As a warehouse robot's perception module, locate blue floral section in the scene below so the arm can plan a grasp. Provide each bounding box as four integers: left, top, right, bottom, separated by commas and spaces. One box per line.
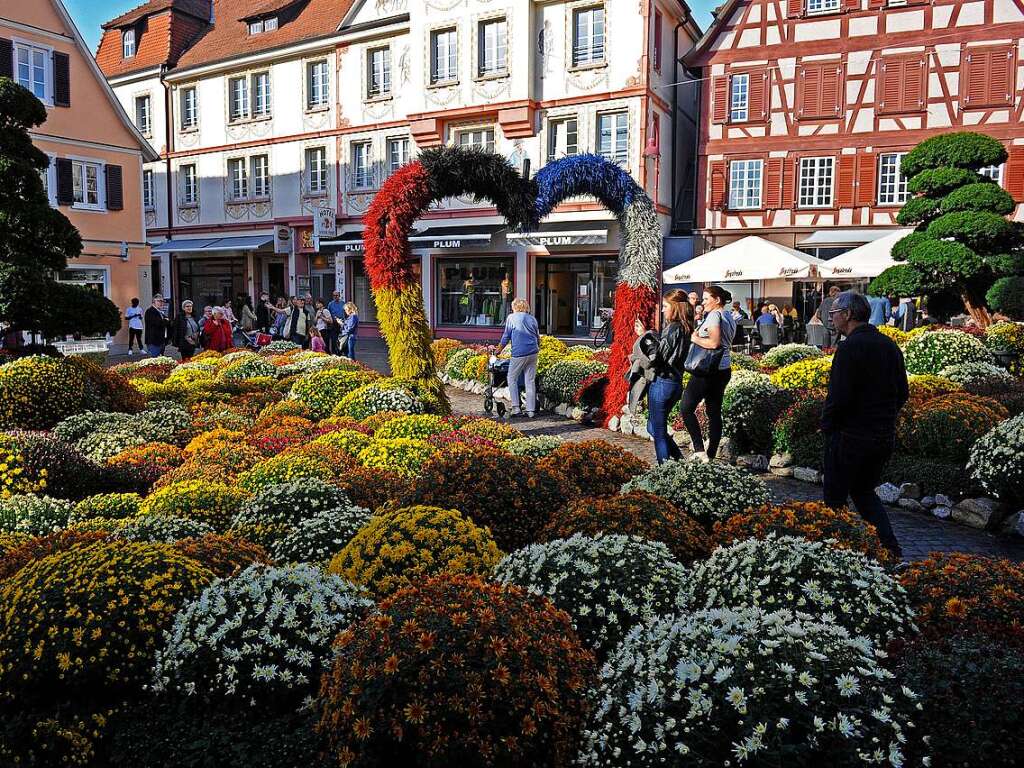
532, 153, 640, 222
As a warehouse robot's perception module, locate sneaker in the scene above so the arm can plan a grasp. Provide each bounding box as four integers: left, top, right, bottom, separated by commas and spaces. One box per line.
688, 451, 709, 463
509, 411, 525, 419
127, 350, 134, 356
527, 412, 535, 418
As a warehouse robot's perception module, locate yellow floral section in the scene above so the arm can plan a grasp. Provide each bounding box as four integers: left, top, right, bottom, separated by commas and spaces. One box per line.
0, 436, 46, 498
138, 480, 250, 532
907, 374, 962, 404
329, 505, 502, 599
877, 325, 909, 346
769, 356, 834, 390
311, 429, 373, 457
356, 438, 437, 477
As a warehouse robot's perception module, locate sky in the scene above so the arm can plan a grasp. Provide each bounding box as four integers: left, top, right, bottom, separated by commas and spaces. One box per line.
66, 0, 717, 53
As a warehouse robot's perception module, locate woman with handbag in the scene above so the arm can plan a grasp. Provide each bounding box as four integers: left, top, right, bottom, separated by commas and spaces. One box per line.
633, 290, 694, 464
679, 285, 737, 462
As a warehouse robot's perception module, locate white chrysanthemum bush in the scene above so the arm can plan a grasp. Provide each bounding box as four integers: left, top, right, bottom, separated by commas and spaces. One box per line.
493, 533, 687, 661
580, 607, 927, 767
968, 412, 1024, 505
937, 361, 1013, 386
903, 329, 993, 375
678, 535, 916, 647
231, 479, 360, 530
269, 506, 372, 565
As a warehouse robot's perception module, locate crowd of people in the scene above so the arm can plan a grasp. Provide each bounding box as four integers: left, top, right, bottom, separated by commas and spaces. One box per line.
125, 291, 360, 361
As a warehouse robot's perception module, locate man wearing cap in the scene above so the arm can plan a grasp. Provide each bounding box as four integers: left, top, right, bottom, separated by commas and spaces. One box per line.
144, 295, 171, 357
326, 290, 345, 355
821, 291, 909, 559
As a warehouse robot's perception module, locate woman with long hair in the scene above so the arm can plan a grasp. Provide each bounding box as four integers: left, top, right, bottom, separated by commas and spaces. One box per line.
679, 285, 737, 461
634, 289, 695, 463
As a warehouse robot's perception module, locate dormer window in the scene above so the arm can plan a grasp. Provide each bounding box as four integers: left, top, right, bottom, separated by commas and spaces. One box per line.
248, 16, 278, 35
123, 28, 136, 59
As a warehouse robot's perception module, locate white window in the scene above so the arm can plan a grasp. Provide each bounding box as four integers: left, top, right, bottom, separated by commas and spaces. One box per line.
248, 17, 277, 35
306, 147, 327, 194
806, 0, 841, 14
351, 142, 372, 189
228, 158, 248, 200
730, 74, 749, 122
387, 137, 410, 174
572, 6, 606, 67
366, 47, 391, 99
251, 155, 270, 198
798, 156, 835, 208
252, 72, 271, 117
72, 160, 102, 209
228, 77, 249, 121
980, 164, 1004, 186
548, 117, 579, 162
15, 43, 48, 101
123, 29, 136, 59
729, 159, 763, 210
264, 17, 278, 31
135, 95, 151, 135
877, 152, 909, 206
457, 128, 495, 152
307, 60, 330, 109
478, 18, 508, 77
40, 155, 56, 206
181, 164, 197, 205
180, 87, 198, 130
143, 169, 154, 209
597, 112, 628, 165
430, 28, 458, 84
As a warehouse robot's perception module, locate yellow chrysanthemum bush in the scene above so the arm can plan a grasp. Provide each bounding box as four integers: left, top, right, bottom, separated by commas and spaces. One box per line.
288, 368, 380, 420
138, 480, 250, 532
768, 356, 834, 389
371, 413, 448, 440
69, 492, 142, 525
329, 505, 503, 599
236, 453, 334, 492
309, 428, 373, 457
0, 355, 86, 430
907, 374, 963, 404
0, 541, 215, 761
430, 337, 464, 368
356, 438, 438, 477
332, 379, 425, 421
0, 433, 47, 498
877, 325, 909, 346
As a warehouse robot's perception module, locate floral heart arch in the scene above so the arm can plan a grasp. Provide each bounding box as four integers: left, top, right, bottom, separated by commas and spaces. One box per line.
363, 146, 662, 421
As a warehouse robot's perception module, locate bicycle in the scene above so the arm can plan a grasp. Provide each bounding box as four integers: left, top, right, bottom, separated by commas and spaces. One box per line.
591, 308, 613, 348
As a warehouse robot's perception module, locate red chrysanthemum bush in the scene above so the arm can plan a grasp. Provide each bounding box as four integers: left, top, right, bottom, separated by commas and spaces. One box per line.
899, 552, 1024, 645
537, 440, 647, 500
172, 533, 272, 578
713, 501, 891, 563
390, 446, 566, 550
332, 463, 409, 512
317, 574, 596, 768
539, 490, 711, 564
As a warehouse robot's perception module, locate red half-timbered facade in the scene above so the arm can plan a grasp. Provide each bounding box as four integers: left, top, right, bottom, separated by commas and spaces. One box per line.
688, 0, 1024, 299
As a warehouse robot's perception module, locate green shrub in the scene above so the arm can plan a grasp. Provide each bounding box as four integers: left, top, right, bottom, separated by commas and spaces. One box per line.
907, 166, 982, 197
941, 182, 1015, 215
987, 276, 1024, 319
772, 390, 827, 470
538, 360, 606, 404
758, 343, 823, 370
926, 211, 1016, 252
901, 131, 1007, 177
882, 455, 976, 499
721, 373, 793, 455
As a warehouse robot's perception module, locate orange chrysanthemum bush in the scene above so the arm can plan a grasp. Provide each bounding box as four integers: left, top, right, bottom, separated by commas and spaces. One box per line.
172, 533, 272, 578
537, 440, 647, 500
106, 441, 185, 486
455, 416, 524, 444
317, 574, 596, 768
897, 393, 1008, 463
0, 528, 109, 580
906, 374, 962, 405
714, 501, 891, 563
390, 447, 566, 550
539, 491, 711, 565
899, 552, 1024, 645
317, 415, 371, 435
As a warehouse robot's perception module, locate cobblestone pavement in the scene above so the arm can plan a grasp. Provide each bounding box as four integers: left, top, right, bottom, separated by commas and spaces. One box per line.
444, 385, 1024, 563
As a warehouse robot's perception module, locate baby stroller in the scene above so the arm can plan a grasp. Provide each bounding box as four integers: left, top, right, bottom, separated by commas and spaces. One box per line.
484, 355, 525, 417
239, 328, 273, 352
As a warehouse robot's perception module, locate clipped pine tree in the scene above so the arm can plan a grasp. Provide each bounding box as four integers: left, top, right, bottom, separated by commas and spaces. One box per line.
0, 78, 120, 340
869, 132, 1024, 326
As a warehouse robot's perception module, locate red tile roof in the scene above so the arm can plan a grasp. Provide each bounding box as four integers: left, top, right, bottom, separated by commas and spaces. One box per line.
96, 8, 208, 78
102, 0, 210, 30
240, 0, 307, 22
172, 0, 354, 72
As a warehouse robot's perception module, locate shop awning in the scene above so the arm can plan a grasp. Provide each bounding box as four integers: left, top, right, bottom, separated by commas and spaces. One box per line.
797, 229, 894, 247
818, 229, 912, 279
506, 226, 609, 247
152, 235, 274, 253
409, 224, 499, 249
319, 231, 365, 252
662, 236, 823, 283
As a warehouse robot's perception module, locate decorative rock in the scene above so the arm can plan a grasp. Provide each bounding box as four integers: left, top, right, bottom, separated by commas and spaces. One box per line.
571, 407, 584, 420
875, 483, 901, 504
920, 496, 936, 509
934, 494, 953, 508
770, 466, 795, 478
793, 467, 823, 484
898, 483, 922, 501
932, 506, 952, 520
1001, 511, 1024, 538
717, 438, 736, 461
672, 432, 688, 448
607, 416, 620, 431
737, 454, 769, 472
769, 453, 793, 468
951, 498, 1008, 530
620, 419, 634, 436
898, 498, 925, 513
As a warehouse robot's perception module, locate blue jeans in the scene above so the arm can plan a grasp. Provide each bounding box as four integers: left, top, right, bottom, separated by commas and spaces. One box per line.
146, 344, 164, 357
647, 376, 683, 464
345, 334, 356, 359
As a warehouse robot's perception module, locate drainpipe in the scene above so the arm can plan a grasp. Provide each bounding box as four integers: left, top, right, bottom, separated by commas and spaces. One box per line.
670, 20, 684, 230
160, 63, 174, 310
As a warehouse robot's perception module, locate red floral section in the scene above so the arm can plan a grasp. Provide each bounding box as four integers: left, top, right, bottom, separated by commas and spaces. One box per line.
363, 162, 432, 293
603, 282, 658, 424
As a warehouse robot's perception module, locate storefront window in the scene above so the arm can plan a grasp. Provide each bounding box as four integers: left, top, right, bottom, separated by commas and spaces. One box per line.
178, 258, 245, 312
436, 258, 513, 327
350, 258, 421, 324
535, 257, 617, 337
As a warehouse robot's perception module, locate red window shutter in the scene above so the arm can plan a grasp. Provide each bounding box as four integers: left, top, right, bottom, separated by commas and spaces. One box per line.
749, 69, 770, 121
962, 49, 991, 108
712, 75, 729, 124
869, 0, 885, 6
987, 47, 1014, 107
787, 0, 805, 17
836, 155, 857, 207
0, 39, 12, 80
820, 65, 843, 116
764, 157, 784, 208
845, 0, 860, 11
798, 65, 821, 119
653, 11, 663, 71
1006, 146, 1024, 202
782, 158, 796, 206
878, 58, 902, 115
856, 152, 877, 206
709, 160, 727, 209
903, 56, 927, 112
53, 51, 71, 108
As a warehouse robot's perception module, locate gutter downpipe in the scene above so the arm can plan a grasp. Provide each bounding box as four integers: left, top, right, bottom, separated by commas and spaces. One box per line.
160, 63, 174, 309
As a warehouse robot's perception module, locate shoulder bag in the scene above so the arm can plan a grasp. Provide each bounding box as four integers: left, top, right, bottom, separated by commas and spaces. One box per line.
684, 315, 724, 377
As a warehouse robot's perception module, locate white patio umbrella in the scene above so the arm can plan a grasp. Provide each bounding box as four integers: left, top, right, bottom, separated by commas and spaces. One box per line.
817, 229, 913, 280
662, 236, 824, 283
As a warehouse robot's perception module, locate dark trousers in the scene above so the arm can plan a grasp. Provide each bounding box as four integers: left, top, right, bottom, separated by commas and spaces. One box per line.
680, 367, 732, 459
290, 332, 308, 349
323, 326, 338, 355
128, 328, 143, 351
823, 432, 900, 556
647, 376, 682, 464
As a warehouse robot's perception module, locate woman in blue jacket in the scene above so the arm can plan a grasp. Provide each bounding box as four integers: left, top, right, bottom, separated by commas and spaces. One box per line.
341, 302, 359, 359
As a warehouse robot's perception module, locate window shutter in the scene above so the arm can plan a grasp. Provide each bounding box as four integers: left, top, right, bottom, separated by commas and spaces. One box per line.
878, 59, 903, 115
868, 0, 886, 7
53, 51, 70, 107
712, 75, 729, 124
105, 165, 124, 211
709, 160, 727, 209
856, 152, 877, 206
55, 158, 74, 206
962, 49, 991, 108
764, 157, 784, 208
787, 0, 804, 18
0, 39, 12, 80
1006, 146, 1024, 202
821, 65, 843, 116
844, 0, 860, 11
903, 56, 927, 112
798, 65, 821, 119
836, 155, 857, 207
987, 47, 1014, 107
749, 69, 770, 121
782, 158, 796, 206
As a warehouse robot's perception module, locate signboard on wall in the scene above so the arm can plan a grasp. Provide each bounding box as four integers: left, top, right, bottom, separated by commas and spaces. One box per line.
335, 253, 346, 300
298, 227, 315, 253
274, 225, 292, 254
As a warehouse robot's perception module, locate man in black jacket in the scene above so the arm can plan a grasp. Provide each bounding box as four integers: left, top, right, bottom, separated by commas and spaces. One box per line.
144, 295, 171, 357
822, 292, 909, 559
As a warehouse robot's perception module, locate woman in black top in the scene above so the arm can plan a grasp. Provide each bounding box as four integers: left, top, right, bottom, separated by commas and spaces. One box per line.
634, 289, 694, 464
173, 300, 200, 361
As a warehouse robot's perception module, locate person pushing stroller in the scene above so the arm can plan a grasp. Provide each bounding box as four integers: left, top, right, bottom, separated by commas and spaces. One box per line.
493, 298, 540, 419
